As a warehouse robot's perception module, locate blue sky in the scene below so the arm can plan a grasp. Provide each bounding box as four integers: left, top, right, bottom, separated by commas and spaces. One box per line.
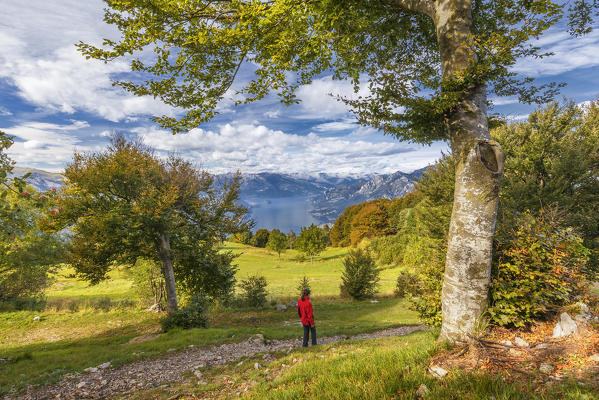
1, 1, 598, 175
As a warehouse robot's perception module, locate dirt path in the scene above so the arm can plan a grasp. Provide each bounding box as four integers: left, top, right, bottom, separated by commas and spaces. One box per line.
8, 325, 427, 400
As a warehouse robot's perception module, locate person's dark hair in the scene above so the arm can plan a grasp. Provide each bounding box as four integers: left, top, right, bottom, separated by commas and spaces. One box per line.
301, 288, 311, 301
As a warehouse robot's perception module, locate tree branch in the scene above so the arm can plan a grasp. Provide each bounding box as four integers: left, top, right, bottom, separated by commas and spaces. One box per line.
382, 0, 435, 17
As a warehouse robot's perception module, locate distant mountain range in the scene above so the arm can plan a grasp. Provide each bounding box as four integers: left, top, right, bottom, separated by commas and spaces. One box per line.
310, 169, 426, 223
10, 167, 64, 191
228, 172, 360, 199
10, 167, 426, 231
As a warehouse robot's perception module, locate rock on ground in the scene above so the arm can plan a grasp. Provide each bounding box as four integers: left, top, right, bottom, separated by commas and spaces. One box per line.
553, 312, 578, 338
514, 337, 529, 347
428, 365, 448, 378
416, 383, 429, 397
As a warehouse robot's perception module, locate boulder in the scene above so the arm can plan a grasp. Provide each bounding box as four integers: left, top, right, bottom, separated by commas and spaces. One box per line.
33, 316, 40, 321
97, 362, 111, 369
276, 304, 287, 311
84, 367, 98, 373
289, 301, 298, 307
552, 312, 578, 338
428, 365, 448, 378
254, 362, 261, 370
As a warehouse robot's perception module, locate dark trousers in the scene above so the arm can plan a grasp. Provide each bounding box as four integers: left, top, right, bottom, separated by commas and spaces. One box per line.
302, 324, 317, 347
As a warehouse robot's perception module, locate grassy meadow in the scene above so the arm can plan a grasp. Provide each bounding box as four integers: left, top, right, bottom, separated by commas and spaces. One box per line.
0, 243, 418, 396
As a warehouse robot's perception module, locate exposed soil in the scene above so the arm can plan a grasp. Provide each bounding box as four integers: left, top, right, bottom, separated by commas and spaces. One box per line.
8, 325, 427, 400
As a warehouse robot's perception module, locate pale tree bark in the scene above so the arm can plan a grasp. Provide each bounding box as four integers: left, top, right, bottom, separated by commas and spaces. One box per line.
386, 0, 504, 342
432, 0, 504, 343
158, 232, 179, 313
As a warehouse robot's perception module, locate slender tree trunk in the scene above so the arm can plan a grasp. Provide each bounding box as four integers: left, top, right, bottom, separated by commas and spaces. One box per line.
433, 0, 505, 343
157, 232, 178, 313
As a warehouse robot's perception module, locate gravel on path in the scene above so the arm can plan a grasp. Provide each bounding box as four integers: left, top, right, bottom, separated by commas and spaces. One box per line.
9, 325, 427, 400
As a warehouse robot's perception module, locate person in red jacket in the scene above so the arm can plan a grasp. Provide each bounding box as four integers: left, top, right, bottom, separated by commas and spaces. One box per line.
297, 288, 316, 347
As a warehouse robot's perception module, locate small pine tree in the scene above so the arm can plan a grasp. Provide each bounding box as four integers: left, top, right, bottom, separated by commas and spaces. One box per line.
296, 276, 311, 298
238, 275, 269, 307
340, 249, 380, 300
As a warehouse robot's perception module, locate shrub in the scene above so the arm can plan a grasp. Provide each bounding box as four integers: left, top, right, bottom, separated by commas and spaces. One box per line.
238, 275, 269, 307
407, 262, 444, 327
488, 210, 590, 327
340, 249, 380, 300
296, 276, 311, 297
161, 294, 209, 331
394, 271, 422, 298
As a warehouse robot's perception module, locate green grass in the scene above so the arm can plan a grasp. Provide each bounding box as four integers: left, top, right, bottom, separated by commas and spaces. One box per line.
0, 243, 419, 396
126, 331, 599, 400
225, 242, 402, 298
45, 265, 136, 304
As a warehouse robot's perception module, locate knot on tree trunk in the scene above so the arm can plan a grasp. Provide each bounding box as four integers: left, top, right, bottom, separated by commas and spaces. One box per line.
476, 139, 504, 175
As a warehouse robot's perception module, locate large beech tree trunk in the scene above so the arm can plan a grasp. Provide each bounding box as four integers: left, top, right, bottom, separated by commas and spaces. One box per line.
439, 86, 504, 342
433, 0, 505, 343
158, 232, 178, 313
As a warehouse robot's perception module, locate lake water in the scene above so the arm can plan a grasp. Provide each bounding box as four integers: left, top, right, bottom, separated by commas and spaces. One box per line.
245, 196, 320, 233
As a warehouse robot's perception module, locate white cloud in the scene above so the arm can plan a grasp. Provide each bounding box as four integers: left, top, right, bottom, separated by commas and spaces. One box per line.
4, 120, 98, 170
136, 123, 445, 175
0, 0, 177, 122
312, 120, 357, 132
513, 29, 599, 77
489, 96, 520, 106
505, 114, 530, 122
295, 76, 370, 120
264, 110, 281, 119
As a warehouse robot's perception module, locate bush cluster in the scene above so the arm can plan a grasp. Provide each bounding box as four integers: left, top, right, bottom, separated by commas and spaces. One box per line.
394, 271, 422, 299
488, 211, 589, 327
161, 295, 209, 331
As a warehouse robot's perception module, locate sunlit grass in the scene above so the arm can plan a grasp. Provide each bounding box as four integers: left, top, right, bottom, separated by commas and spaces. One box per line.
224, 242, 402, 299
127, 331, 599, 400
0, 243, 418, 396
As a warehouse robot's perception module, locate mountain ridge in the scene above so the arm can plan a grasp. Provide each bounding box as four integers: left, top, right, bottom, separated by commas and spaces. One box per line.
10, 166, 426, 230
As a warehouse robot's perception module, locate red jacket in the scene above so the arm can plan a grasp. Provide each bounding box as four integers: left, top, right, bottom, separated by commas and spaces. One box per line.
297, 296, 315, 326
